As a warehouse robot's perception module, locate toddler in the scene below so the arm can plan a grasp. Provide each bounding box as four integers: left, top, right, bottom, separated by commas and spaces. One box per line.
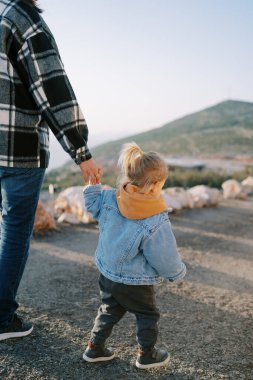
82, 142, 186, 369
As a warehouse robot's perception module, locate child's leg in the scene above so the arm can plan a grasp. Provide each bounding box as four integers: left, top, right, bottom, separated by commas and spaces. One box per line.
109, 282, 160, 350
110, 283, 169, 369
128, 286, 159, 351
89, 274, 126, 345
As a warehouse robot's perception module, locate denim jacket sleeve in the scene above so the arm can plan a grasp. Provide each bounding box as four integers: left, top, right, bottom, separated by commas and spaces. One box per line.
141, 219, 186, 282
83, 184, 104, 220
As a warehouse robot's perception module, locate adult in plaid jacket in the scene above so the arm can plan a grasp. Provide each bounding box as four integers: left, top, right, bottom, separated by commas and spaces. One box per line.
0, 0, 101, 340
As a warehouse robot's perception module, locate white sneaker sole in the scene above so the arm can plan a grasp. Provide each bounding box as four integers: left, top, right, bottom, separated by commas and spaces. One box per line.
0, 326, 33, 341
83, 352, 115, 363
135, 354, 170, 369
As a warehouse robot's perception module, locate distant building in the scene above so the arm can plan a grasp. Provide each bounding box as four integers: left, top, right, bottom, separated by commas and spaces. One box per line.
165, 157, 206, 171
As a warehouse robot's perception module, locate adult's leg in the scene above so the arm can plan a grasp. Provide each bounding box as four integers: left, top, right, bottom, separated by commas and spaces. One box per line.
0, 168, 45, 329
90, 275, 126, 345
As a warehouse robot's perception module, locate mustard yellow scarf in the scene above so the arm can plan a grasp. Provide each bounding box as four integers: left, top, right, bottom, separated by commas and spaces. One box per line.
116, 183, 167, 220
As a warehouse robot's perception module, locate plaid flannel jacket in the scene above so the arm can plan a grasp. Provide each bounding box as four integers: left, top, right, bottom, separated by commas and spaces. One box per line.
0, 0, 92, 168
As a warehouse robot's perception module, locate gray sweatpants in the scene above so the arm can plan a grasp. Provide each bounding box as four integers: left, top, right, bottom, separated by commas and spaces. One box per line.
90, 274, 160, 350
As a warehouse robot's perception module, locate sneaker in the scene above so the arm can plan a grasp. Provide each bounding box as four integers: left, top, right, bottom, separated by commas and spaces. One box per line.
0, 314, 33, 341
136, 347, 170, 369
83, 341, 115, 363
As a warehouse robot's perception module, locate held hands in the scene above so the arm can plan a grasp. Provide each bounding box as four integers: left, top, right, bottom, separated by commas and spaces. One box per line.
79, 159, 102, 185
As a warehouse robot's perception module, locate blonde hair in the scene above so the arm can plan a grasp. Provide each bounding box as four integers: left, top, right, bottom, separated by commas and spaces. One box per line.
118, 142, 168, 190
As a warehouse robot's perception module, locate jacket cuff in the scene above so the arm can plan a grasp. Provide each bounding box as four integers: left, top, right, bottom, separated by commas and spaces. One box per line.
83, 184, 102, 193
74, 146, 92, 165
168, 263, 187, 282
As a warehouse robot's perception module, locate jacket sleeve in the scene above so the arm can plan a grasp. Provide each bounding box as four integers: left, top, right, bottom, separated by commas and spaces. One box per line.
83, 185, 104, 220
140, 220, 186, 282
14, 28, 91, 164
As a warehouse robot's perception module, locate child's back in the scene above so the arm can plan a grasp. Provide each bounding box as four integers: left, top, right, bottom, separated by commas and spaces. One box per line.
84, 185, 186, 285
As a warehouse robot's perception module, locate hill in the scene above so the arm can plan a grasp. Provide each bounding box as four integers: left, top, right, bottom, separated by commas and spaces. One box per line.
44, 100, 253, 189
91, 100, 253, 164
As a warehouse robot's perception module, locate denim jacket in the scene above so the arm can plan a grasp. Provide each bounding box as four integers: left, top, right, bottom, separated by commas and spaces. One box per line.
83, 185, 186, 285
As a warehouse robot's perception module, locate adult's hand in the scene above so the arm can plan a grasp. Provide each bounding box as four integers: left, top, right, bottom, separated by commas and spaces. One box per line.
79, 159, 102, 185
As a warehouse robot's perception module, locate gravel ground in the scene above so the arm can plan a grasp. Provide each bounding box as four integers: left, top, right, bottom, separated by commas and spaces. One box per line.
0, 198, 252, 380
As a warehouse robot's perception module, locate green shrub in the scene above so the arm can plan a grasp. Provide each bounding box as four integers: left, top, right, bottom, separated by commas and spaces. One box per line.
42, 166, 253, 192
165, 167, 253, 189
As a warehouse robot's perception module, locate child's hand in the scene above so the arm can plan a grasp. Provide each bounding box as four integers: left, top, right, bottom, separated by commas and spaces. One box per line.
94, 167, 102, 184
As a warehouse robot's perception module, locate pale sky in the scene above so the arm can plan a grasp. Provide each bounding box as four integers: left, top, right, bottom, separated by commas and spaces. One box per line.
40, 0, 253, 168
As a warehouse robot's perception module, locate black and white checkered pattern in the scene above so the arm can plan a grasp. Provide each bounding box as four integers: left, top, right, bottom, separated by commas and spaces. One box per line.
0, 0, 91, 167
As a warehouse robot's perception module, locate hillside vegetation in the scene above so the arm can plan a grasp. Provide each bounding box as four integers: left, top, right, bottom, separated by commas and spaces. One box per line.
91, 100, 253, 163
44, 100, 253, 189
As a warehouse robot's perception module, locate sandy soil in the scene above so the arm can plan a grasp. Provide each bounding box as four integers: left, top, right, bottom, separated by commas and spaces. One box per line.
0, 198, 252, 380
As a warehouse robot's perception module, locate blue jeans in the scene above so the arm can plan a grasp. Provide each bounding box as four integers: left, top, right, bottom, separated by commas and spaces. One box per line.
0, 167, 45, 329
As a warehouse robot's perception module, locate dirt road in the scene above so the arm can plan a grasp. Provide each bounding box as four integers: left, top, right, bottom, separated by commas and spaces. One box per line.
0, 199, 252, 379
